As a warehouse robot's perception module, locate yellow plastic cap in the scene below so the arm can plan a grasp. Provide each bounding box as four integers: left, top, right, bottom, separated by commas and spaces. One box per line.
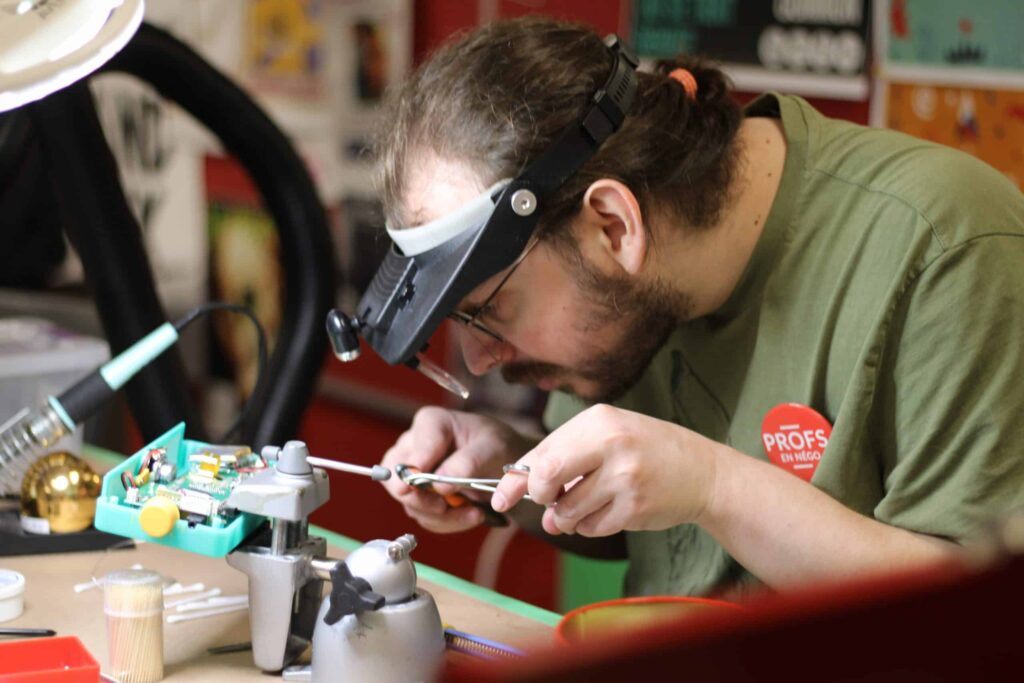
139, 496, 179, 537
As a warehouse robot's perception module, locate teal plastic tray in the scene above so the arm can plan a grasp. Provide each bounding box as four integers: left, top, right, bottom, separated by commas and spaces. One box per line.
95, 422, 264, 557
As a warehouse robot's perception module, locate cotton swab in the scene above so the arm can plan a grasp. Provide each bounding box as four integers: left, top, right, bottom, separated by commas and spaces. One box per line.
174, 595, 248, 613
74, 578, 101, 593
163, 587, 221, 608
166, 603, 249, 623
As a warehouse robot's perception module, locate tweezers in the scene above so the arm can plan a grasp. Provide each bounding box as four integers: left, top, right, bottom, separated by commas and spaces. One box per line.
396, 464, 533, 501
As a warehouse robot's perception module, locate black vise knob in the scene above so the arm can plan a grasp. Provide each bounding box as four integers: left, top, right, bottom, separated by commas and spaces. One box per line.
323, 562, 385, 625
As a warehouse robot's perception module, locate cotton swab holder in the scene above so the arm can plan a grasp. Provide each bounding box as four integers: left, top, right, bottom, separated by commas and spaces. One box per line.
103, 569, 164, 683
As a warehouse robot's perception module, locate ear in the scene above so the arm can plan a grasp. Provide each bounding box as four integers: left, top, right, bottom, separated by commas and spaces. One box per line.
575, 179, 647, 275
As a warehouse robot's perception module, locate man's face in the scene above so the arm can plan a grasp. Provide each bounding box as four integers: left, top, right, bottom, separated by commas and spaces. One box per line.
402, 157, 685, 404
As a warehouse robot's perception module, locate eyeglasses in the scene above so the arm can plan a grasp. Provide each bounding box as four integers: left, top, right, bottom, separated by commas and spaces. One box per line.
447, 235, 540, 346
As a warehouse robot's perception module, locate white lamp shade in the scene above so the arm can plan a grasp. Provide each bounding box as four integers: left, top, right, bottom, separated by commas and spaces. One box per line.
0, 0, 144, 113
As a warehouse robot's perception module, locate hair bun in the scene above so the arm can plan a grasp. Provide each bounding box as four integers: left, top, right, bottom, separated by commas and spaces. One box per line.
654, 55, 733, 105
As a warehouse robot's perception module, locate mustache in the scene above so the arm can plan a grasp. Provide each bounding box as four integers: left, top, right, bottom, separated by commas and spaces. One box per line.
500, 360, 565, 385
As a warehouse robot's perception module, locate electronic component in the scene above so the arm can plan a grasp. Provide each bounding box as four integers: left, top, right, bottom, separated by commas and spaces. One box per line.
190, 453, 221, 478
185, 512, 208, 528
155, 461, 177, 483
176, 489, 218, 518
139, 496, 179, 538
118, 441, 260, 536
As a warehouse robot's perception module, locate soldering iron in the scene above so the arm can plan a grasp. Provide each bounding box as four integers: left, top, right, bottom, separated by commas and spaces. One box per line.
0, 302, 265, 496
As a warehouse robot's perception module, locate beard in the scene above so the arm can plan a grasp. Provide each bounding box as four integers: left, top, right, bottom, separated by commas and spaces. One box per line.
501, 260, 690, 404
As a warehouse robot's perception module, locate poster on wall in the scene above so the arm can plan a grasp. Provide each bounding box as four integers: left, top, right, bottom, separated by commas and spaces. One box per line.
631, 0, 871, 99
875, 0, 1024, 92
882, 82, 1024, 190
204, 156, 284, 399
244, 0, 327, 100
874, 0, 1024, 190
332, 0, 412, 195
91, 75, 207, 315
884, 0, 1024, 73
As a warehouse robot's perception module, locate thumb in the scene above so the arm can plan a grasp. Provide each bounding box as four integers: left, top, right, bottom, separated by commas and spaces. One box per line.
431, 447, 487, 496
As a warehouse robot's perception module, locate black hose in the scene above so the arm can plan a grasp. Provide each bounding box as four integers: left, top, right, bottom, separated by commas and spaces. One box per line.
173, 302, 268, 442
101, 23, 336, 448
27, 83, 207, 441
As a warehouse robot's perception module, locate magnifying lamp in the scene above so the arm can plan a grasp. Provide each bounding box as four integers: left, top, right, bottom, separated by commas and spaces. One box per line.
0, 0, 144, 113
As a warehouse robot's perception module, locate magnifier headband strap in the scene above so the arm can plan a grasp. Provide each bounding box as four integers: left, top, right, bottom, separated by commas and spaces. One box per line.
387, 35, 638, 257
518, 34, 639, 198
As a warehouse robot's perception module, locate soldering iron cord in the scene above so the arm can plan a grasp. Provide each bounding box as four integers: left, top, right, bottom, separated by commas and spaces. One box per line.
48, 302, 267, 443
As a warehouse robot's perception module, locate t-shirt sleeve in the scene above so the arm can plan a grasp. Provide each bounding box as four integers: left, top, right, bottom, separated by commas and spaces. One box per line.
874, 234, 1024, 541
542, 390, 588, 433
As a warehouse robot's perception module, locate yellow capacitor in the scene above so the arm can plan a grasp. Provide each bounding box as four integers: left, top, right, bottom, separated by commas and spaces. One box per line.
195, 454, 221, 478
139, 496, 180, 537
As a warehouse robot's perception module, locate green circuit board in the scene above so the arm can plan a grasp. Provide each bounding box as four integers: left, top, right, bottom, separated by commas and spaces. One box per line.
120, 443, 267, 528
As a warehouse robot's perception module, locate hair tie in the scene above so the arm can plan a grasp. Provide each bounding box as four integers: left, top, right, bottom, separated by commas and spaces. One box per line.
669, 68, 698, 101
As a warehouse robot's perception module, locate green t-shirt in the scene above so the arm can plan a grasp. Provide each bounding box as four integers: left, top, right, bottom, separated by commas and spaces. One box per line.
543, 93, 1024, 599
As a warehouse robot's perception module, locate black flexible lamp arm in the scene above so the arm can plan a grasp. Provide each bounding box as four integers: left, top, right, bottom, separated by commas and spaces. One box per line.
25, 22, 335, 448
27, 81, 206, 442
100, 22, 336, 448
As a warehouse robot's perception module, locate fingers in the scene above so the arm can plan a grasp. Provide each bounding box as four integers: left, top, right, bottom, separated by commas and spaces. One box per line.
397, 483, 485, 533
378, 407, 496, 533
492, 432, 602, 511
540, 472, 612, 535
490, 458, 531, 512
380, 407, 456, 499
431, 451, 481, 496
406, 500, 484, 534
574, 502, 619, 537
543, 499, 619, 537
381, 407, 531, 532
396, 487, 449, 517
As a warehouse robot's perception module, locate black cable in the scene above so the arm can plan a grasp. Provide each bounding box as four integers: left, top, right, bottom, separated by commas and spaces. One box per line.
106, 23, 335, 448
172, 302, 268, 442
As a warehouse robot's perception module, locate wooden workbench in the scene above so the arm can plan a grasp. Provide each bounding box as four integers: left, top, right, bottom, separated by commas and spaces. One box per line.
0, 445, 558, 680
1, 535, 557, 680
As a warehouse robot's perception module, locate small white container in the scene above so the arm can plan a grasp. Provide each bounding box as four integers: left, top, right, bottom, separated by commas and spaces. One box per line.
0, 568, 25, 622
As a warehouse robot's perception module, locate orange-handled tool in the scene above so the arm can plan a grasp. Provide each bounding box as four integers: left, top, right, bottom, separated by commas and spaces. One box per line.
395, 464, 510, 526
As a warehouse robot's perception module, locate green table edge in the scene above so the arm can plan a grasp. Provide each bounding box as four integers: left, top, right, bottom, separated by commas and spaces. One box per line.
84, 444, 561, 627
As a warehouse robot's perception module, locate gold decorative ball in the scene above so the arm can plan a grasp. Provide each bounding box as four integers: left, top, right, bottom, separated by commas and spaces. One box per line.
20, 452, 102, 534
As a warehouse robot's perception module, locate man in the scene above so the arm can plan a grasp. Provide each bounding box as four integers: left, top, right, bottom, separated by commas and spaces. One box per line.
375, 17, 1024, 598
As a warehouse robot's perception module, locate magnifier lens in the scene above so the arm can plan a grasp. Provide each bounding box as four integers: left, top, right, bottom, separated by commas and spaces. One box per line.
415, 355, 470, 400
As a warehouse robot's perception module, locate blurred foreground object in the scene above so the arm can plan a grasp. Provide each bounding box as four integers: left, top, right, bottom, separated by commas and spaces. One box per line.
442, 509, 1024, 682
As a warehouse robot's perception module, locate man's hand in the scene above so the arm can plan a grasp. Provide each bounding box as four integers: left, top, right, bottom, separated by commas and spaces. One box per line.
380, 407, 537, 534
491, 404, 719, 537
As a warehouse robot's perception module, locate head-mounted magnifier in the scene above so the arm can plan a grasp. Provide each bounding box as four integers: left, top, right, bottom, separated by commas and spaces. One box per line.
326, 35, 639, 398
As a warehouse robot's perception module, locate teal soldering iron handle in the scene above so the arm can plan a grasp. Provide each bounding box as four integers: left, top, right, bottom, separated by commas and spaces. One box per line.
0, 302, 266, 496
0, 322, 180, 495
57, 322, 179, 426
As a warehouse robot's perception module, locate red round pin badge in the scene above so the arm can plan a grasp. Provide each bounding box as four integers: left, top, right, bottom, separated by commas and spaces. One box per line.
761, 404, 832, 481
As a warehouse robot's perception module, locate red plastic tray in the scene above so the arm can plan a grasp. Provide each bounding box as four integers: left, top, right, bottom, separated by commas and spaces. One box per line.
0, 636, 99, 682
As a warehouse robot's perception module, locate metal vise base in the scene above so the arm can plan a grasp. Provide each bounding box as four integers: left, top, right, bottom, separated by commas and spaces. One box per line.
227, 535, 328, 671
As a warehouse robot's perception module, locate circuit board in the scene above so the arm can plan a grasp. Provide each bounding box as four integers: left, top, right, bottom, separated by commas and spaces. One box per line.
120, 443, 267, 529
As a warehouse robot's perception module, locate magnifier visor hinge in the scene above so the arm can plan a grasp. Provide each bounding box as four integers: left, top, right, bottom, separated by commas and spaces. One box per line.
510, 189, 537, 217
